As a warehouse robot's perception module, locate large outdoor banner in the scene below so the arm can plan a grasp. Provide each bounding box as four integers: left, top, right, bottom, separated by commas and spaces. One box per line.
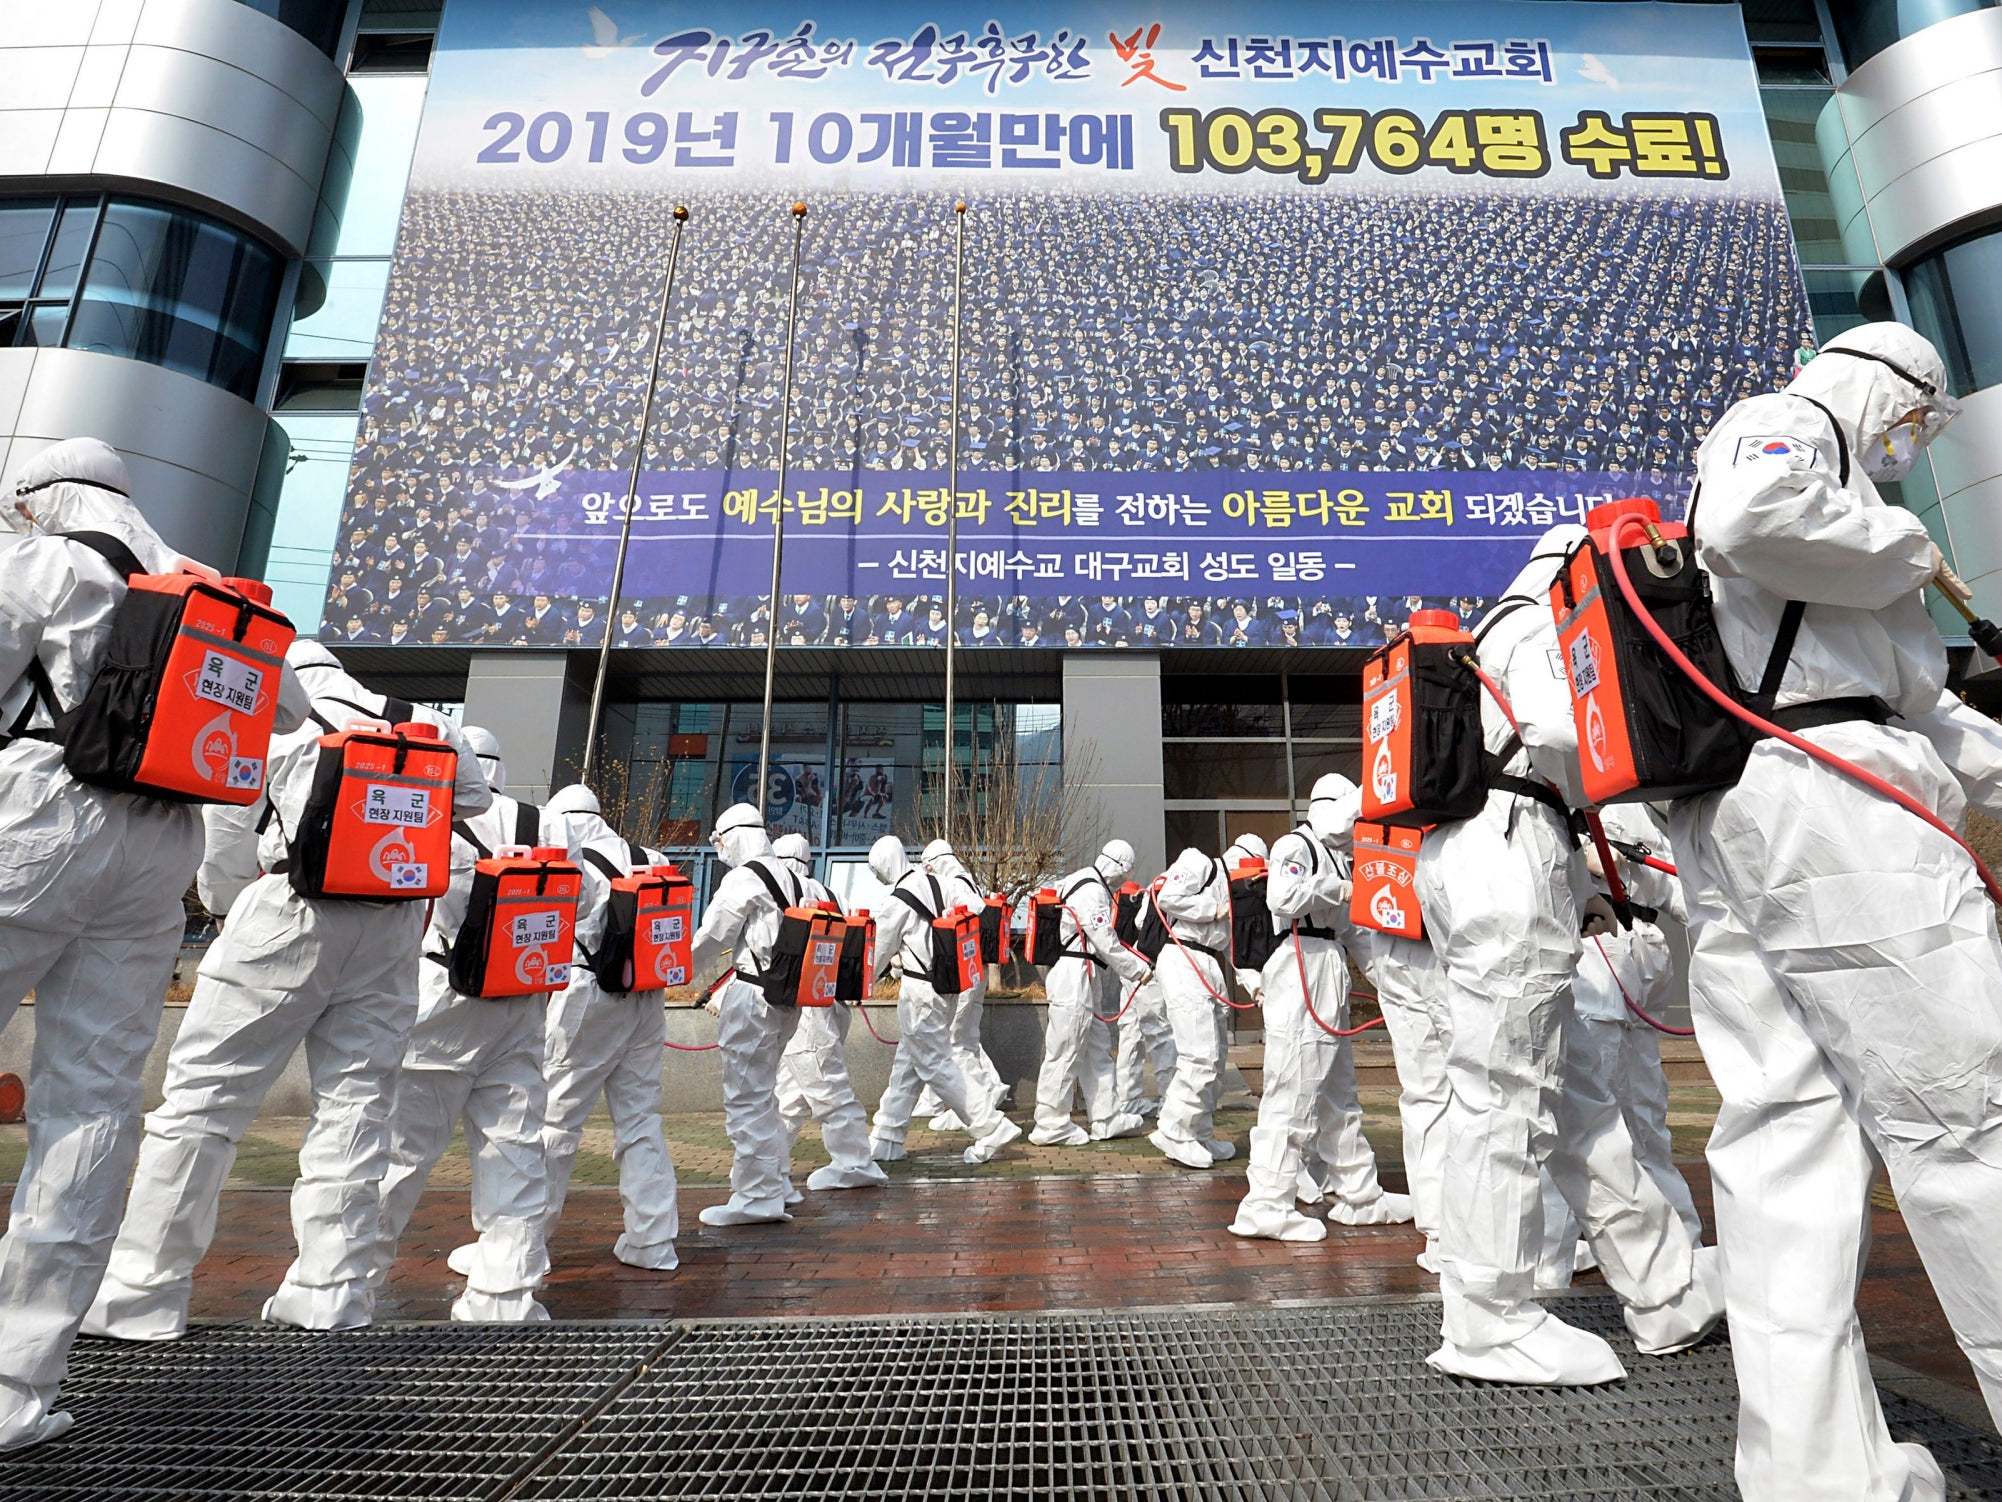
329, 0, 1811, 650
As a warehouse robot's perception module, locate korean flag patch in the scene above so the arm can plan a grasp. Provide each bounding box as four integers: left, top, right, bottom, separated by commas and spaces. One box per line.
1733, 434, 1821, 471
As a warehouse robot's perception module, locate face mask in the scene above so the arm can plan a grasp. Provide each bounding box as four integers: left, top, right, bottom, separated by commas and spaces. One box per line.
1862, 422, 1923, 483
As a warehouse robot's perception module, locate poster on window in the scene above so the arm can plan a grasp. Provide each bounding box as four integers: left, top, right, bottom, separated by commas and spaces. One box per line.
325, 0, 1809, 652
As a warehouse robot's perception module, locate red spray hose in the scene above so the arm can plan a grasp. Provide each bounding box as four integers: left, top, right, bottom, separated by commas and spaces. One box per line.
661, 967, 734, 1053
854, 996, 900, 1045
1591, 934, 1696, 1038
1053, 900, 1153, 1022
1292, 923, 1389, 1038
1605, 515, 2002, 908
1463, 657, 1639, 919
1149, 877, 1259, 1012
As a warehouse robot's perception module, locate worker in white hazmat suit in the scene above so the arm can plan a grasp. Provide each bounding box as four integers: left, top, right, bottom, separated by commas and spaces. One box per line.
867, 836, 1023, 1165
1146, 847, 1235, 1169
1029, 840, 1154, 1145
772, 833, 888, 1197
903, 838, 1008, 1132
1111, 894, 1178, 1121
1231, 775, 1409, 1241
86, 642, 487, 1343
1353, 927, 1451, 1274
1415, 528, 1722, 1386
499, 782, 681, 1270
687, 805, 807, 1224
368, 756, 570, 1322
0, 441, 312, 1449
1668, 320, 2002, 1499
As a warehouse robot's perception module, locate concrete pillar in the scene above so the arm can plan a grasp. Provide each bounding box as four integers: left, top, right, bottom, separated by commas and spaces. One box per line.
462, 651, 592, 802
1061, 653, 1165, 877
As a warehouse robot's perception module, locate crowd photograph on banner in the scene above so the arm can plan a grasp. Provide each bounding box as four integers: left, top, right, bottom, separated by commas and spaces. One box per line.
9, 0, 2002, 1497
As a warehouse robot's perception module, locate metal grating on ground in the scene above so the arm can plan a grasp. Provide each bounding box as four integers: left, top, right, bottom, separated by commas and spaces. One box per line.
8, 1300, 2001, 1501
512, 1298, 2002, 1502
12, 1322, 672, 1501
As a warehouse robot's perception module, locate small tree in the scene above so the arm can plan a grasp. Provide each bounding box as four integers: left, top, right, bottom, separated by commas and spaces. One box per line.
917, 730, 1107, 904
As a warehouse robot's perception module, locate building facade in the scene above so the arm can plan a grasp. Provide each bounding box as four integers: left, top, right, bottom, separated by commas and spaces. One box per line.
4, 0, 1999, 879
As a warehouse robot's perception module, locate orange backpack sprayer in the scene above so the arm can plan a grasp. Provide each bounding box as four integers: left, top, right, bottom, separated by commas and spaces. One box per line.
1549, 498, 1756, 803
1026, 887, 1064, 966
448, 844, 583, 998
1227, 858, 1278, 971
1361, 609, 1488, 826
8, 533, 296, 803
766, 903, 846, 1008
1350, 821, 1425, 939
979, 894, 1013, 965
286, 716, 457, 900
579, 851, 695, 993
837, 909, 876, 1002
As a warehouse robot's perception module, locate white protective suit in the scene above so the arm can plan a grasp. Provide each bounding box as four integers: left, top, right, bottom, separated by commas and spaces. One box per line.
1231, 777, 1407, 1241
1029, 841, 1153, 1145
84, 643, 481, 1345
687, 806, 806, 1224
1670, 321, 2002, 1499
868, 837, 1022, 1166
1354, 927, 1451, 1272
1538, 917, 1701, 1289
902, 839, 1008, 1131
0, 442, 309, 1450
1415, 529, 1721, 1386
1112, 891, 1179, 1121
537, 790, 682, 1269
369, 751, 564, 1322
1146, 848, 1234, 1169
773, 834, 889, 1195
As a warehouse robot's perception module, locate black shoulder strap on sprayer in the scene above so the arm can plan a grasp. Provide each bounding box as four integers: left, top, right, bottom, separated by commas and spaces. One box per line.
581, 849, 622, 882
747, 859, 799, 912
1684, 394, 1850, 716
2, 532, 145, 747
513, 802, 539, 847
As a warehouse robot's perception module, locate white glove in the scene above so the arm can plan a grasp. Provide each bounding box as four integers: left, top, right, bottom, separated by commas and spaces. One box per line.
1933, 543, 1974, 606
1583, 841, 1607, 880
1581, 895, 1617, 937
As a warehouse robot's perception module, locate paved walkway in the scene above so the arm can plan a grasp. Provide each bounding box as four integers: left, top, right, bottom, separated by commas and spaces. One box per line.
0, 1093, 1982, 1411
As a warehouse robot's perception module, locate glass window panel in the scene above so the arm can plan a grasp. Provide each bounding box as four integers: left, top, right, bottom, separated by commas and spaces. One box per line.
1905, 226, 2002, 396
36, 201, 97, 301
266, 409, 361, 635
71, 200, 282, 400
1833, 0, 1998, 70
1800, 268, 1890, 348
20, 304, 69, 348
1287, 702, 1362, 739
1163, 744, 1291, 800
0, 199, 55, 301
1762, 88, 1845, 264
1287, 746, 1363, 806
314, 75, 430, 261
230, 0, 346, 58
287, 258, 392, 361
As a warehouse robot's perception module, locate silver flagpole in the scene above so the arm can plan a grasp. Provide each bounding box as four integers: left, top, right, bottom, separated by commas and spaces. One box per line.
583, 202, 688, 785
755, 201, 809, 807
941, 200, 967, 846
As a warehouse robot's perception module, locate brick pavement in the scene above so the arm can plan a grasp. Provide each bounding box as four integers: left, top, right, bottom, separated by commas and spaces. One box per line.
1, 1098, 1981, 1407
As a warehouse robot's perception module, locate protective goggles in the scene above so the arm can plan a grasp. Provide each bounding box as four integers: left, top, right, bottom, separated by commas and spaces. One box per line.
1822, 347, 1963, 446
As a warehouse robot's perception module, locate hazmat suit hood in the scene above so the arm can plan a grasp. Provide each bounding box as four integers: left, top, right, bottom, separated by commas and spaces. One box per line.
1480, 524, 1590, 631
461, 725, 506, 792
710, 803, 771, 869
544, 782, 614, 854
5, 437, 181, 574
921, 837, 974, 886
1095, 839, 1135, 883
773, 832, 813, 878
1306, 773, 1361, 845
1223, 832, 1268, 866
869, 834, 910, 887
1784, 322, 1958, 481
